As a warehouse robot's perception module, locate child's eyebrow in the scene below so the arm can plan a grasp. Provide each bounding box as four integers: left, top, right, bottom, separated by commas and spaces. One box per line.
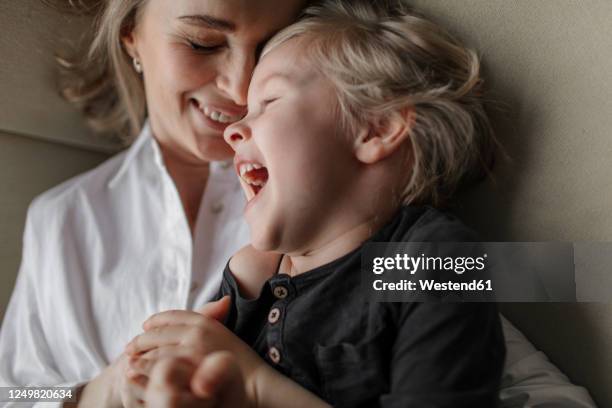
257, 72, 294, 89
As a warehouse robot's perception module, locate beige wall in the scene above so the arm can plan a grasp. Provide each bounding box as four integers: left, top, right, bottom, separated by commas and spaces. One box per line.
0, 0, 120, 152
409, 2, 612, 405
0, 0, 114, 319
410, 0, 612, 242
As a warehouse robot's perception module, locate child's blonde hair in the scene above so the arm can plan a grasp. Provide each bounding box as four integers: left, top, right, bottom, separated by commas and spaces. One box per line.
262, 0, 496, 207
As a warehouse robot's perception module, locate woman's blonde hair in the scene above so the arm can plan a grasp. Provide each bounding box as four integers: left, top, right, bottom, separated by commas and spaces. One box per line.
262, 0, 496, 207
47, 0, 148, 143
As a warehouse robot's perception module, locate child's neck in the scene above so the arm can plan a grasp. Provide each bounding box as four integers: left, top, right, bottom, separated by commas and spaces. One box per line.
280, 204, 398, 277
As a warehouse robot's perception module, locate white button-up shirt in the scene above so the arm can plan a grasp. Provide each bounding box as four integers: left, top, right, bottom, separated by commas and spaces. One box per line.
0, 124, 249, 407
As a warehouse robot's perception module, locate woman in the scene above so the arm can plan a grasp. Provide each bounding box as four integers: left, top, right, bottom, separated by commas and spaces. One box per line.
0, 0, 306, 406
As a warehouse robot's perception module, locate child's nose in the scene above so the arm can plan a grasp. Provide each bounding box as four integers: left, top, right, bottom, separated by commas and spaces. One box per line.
223, 122, 251, 150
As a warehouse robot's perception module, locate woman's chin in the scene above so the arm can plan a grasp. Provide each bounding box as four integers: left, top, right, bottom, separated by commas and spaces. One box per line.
194, 138, 234, 162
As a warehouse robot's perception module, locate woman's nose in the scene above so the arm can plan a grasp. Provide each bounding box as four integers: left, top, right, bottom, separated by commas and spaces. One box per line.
223, 121, 251, 150
216, 52, 255, 106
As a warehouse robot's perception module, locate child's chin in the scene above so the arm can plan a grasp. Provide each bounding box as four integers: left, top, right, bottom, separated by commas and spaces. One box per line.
248, 231, 277, 253
251, 233, 273, 252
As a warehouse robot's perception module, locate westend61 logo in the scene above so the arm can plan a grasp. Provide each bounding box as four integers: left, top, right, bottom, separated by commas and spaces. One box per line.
371, 253, 488, 275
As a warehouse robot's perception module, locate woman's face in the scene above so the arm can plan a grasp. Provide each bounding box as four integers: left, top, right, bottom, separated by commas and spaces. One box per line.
123, 0, 306, 164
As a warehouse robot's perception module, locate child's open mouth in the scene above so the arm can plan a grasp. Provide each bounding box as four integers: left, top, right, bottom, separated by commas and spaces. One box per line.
237, 161, 269, 201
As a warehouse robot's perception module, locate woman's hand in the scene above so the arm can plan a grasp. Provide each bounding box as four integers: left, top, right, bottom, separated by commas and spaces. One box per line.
124, 296, 264, 398
115, 352, 147, 407
69, 351, 141, 408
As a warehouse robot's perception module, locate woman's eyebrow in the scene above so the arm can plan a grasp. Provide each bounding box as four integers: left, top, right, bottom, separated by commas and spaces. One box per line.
178, 15, 235, 32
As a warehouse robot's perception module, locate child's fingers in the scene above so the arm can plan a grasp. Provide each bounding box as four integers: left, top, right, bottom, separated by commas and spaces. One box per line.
191, 351, 245, 400
141, 297, 230, 331
143, 310, 205, 331
128, 355, 155, 378
145, 357, 216, 408
129, 345, 203, 377
196, 296, 232, 321
126, 325, 186, 355
125, 373, 147, 403
148, 356, 196, 391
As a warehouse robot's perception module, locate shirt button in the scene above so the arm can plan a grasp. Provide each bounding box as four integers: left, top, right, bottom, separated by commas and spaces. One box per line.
268, 347, 281, 364
273, 286, 288, 299
268, 307, 281, 324
189, 282, 199, 293
211, 203, 224, 214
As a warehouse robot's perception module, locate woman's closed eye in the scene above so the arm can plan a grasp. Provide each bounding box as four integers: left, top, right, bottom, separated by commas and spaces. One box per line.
187, 39, 225, 54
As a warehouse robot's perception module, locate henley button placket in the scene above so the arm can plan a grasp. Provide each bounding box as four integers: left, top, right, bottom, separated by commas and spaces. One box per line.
266, 276, 294, 367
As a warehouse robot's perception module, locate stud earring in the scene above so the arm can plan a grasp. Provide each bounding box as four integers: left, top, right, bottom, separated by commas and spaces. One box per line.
132, 57, 142, 73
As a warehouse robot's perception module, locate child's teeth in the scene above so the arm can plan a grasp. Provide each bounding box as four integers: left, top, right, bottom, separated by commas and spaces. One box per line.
204, 107, 210, 115
211, 111, 220, 121
238, 163, 268, 189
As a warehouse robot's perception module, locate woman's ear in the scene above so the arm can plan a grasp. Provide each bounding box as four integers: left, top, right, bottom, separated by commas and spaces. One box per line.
121, 27, 144, 73
121, 24, 139, 60
354, 108, 415, 164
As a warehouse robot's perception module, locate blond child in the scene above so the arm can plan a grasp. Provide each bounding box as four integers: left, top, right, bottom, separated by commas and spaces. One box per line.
135, 1, 505, 406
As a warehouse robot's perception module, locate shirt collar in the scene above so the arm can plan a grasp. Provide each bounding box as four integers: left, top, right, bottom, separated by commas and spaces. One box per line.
107, 121, 154, 189
107, 121, 236, 188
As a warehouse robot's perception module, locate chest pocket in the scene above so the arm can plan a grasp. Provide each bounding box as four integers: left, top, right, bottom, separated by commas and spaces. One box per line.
315, 341, 388, 407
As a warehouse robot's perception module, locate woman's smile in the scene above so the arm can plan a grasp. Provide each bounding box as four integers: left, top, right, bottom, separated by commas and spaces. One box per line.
189, 98, 246, 133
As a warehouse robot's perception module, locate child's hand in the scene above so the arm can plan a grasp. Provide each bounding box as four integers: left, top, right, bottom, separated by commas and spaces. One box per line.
124, 297, 265, 399
144, 351, 251, 408
119, 297, 231, 400
230, 245, 280, 298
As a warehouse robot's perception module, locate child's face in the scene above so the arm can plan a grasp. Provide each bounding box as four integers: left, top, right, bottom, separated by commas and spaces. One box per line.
224, 38, 361, 252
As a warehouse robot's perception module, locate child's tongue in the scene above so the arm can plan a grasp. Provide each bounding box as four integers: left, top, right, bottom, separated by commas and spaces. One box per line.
248, 167, 268, 180
246, 167, 269, 195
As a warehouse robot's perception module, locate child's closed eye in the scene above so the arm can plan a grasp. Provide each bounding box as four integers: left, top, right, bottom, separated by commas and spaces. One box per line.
254, 97, 280, 114
262, 97, 280, 106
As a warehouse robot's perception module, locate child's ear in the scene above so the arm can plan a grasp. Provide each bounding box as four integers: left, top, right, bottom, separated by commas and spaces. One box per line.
354, 108, 414, 164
